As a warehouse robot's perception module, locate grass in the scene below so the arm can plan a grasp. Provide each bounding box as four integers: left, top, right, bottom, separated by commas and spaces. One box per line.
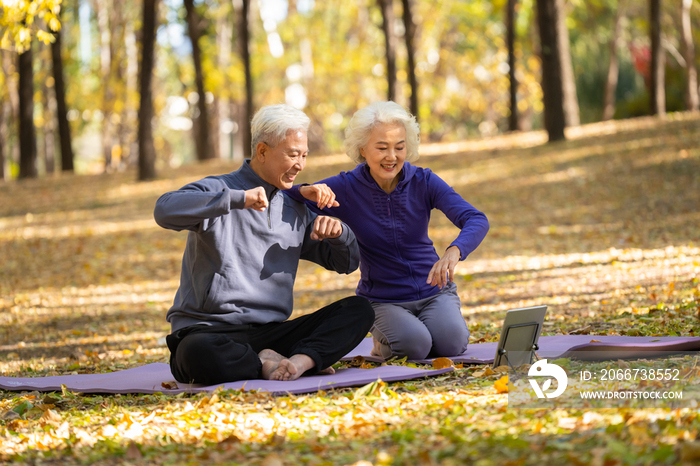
1, 112, 700, 465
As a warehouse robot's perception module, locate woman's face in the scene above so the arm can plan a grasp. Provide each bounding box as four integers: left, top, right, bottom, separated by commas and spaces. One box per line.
361, 122, 406, 193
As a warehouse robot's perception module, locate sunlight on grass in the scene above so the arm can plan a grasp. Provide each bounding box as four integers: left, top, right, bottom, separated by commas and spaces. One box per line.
462, 245, 700, 275
104, 177, 199, 201
1, 115, 700, 464
0, 218, 158, 241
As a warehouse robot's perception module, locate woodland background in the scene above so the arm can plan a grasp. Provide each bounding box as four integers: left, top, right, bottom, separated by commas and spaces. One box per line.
0, 0, 699, 179
1, 0, 700, 465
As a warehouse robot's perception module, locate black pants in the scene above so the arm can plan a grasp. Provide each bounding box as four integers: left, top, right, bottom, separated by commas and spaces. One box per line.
166, 296, 374, 385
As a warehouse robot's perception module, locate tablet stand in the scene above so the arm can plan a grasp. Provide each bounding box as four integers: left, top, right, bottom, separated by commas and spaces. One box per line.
494, 322, 541, 370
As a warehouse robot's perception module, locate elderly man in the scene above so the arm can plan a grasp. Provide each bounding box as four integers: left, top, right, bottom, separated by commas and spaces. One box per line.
154, 104, 373, 385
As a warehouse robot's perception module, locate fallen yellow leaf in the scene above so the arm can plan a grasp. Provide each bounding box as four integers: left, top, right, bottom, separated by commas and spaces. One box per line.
473, 366, 495, 378
39, 409, 61, 426
350, 355, 366, 367
494, 375, 509, 393
432, 357, 454, 369
125, 441, 142, 460
261, 453, 284, 466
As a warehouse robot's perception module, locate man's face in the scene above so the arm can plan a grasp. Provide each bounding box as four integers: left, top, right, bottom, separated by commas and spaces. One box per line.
256, 130, 308, 190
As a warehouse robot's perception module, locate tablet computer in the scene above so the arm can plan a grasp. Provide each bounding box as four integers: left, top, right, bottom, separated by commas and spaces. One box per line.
492, 305, 547, 368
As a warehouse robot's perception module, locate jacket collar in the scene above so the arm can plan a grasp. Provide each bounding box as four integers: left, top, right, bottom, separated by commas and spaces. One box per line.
238, 159, 279, 200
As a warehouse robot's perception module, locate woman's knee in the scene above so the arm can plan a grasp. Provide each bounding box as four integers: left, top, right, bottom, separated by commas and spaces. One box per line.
431, 324, 469, 356
383, 326, 433, 360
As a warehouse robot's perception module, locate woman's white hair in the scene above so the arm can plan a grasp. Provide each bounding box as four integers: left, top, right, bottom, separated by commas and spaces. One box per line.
251, 104, 310, 155
344, 101, 420, 164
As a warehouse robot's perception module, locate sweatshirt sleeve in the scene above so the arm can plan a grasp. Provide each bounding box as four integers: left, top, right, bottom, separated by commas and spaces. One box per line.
299, 211, 360, 274
153, 177, 246, 232
283, 173, 349, 219
427, 170, 489, 260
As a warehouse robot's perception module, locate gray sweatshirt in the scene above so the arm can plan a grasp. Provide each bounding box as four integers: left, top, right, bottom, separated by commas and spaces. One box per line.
154, 160, 360, 331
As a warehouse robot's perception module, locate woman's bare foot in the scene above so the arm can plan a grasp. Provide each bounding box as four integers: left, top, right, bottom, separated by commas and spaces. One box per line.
259, 349, 285, 380
371, 337, 385, 358
270, 354, 315, 381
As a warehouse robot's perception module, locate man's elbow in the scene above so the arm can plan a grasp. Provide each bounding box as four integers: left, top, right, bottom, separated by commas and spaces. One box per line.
345, 253, 360, 274
153, 195, 173, 229
333, 245, 360, 275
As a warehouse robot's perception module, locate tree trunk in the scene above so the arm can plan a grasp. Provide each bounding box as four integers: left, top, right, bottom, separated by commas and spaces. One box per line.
536, 0, 566, 141
111, 0, 128, 170
217, 12, 231, 160
185, 0, 214, 160
238, 0, 253, 157
51, 18, 75, 172
506, 0, 518, 131
0, 99, 5, 181
378, 0, 397, 102
557, 0, 579, 127
42, 71, 56, 174
125, 20, 139, 167
93, 0, 115, 171
681, 0, 699, 111
602, 1, 624, 121
2, 51, 20, 175
18, 46, 38, 179
138, 0, 158, 181
650, 0, 665, 115
401, 0, 418, 119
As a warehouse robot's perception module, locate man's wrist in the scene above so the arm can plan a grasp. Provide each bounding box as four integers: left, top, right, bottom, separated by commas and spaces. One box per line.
230, 189, 247, 209
326, 225, 348, 244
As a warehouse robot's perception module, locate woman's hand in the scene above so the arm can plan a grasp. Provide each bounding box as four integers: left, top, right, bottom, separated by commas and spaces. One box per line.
299, 184, 340, 209
427, 246, 461, 289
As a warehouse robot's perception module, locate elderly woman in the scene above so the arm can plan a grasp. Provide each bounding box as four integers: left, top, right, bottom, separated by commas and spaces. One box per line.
286, 101, 489, 360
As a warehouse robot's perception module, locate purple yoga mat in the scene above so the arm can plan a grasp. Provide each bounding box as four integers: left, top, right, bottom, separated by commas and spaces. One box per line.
0, 363, 454, 395
342, 335, 700, 364
4, 336, 698, 395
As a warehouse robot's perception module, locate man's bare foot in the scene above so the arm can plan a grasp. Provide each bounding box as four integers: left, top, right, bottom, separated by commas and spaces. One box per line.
318, 367, 335, 375
270, 354, 315, 381
259, 349, 285, 380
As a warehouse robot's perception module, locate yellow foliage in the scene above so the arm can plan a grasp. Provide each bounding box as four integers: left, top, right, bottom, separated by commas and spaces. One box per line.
494, 376, 509, 394
0, 0, 62, 52
432, 357, 454, 370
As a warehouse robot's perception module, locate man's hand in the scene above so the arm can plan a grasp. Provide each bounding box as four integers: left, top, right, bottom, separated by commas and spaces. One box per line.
299, 184, 340, 209
310, 216, 343, 241
427, 246, 461, 289
244, 187, 269, 211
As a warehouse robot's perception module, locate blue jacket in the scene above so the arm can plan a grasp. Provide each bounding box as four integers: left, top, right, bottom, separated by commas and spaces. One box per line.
154, 160, 360, 331
285, 161, 489, 303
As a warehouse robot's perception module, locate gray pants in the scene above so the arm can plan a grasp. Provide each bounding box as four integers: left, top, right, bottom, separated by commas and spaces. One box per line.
370, 282, 469, 360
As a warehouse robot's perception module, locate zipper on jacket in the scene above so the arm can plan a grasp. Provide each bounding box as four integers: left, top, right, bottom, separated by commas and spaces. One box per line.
267, 189, 277, 230
387, 194, 421, 298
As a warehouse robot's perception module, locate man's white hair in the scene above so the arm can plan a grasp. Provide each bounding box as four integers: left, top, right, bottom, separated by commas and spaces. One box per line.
344, 101, 420, 164
251, 104, 311, 155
